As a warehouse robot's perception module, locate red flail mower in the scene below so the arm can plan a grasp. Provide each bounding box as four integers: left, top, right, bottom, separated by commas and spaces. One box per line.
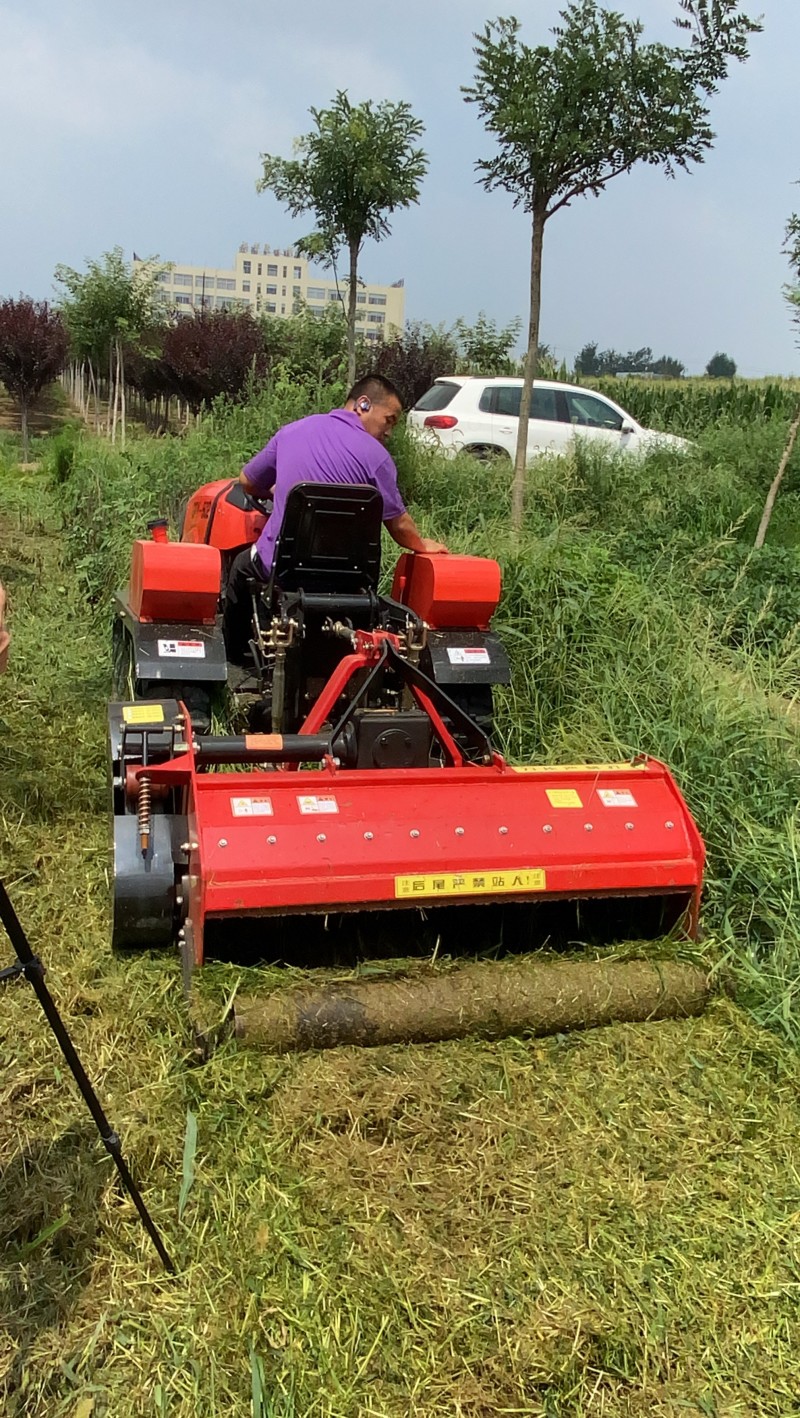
110, 478, 704, 983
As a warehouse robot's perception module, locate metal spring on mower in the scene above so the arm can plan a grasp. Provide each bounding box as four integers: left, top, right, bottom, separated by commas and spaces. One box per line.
137, 774, 152, 856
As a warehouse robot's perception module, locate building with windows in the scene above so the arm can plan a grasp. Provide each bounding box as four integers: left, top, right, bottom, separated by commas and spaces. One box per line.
134, 244, 405, 342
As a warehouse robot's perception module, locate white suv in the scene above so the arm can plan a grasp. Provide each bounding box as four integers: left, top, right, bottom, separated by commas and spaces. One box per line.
406, 376, 689, 460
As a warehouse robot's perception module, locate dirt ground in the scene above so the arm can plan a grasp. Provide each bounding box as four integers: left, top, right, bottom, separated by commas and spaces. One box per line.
0, 382, 73, 439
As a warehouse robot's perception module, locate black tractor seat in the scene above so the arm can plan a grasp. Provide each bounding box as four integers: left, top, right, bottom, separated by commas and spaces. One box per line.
266, 481, 383, 601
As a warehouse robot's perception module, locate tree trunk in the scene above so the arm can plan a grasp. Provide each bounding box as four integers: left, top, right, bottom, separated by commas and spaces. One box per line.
754, 406, 800, 548
346, 238, 358, 389
108, 345, 115, 441
19, 397, 29, 463
229, 956, 713, 1053
511, 205, 547, 534
118, 338, 126, 450
89, 360, 99, 432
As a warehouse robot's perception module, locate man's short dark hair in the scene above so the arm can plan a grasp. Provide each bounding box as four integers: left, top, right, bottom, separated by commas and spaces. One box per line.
347, 374, 402, 407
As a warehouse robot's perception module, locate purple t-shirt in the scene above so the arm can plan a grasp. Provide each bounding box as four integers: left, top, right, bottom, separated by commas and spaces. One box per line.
244, 409, 406, 572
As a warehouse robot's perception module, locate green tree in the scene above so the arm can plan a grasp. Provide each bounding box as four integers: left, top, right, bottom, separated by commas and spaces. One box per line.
261, 303, 349, 389
464, 0, 761, 530
650, 354, 686, 379
257, 91, 427, 386
705, 351, 737, 377
454, 311, 522, 374
754, 209, 800, 548
575, 341, 601, 376
784, 211, 800, 342
55, 248, 165, 445
0, 298, 69, 460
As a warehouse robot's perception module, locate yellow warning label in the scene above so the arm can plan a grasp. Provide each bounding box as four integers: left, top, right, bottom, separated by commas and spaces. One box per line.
514, 761, 646, 774
395, 869, 546, 899
122, 704, 165, 724
546, 787, 583, 808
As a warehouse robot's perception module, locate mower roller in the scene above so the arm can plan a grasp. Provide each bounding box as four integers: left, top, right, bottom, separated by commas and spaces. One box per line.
110, 478, 705, 985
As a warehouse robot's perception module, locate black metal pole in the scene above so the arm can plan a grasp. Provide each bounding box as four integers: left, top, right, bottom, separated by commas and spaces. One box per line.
0, 880, 174, 1272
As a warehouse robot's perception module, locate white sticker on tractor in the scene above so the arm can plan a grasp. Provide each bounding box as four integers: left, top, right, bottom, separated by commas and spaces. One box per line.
598, 788, 638, 808
297, 795, 339, 815
231, 796, 273, 817
157, 638, 206, 659
447, 647, 491, 665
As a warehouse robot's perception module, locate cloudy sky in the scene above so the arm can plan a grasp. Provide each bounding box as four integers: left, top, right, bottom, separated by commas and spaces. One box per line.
0, 0, 796, 375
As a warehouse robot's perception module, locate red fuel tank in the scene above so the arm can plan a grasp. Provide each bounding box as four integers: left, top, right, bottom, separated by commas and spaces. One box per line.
391, 553, 501, 629
130, 540, 221, 623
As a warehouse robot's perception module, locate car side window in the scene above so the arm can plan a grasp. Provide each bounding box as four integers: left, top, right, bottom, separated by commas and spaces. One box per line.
486, 386, 560, 421
564, 391, 624, 430
494, 386, 522, 418
531, 388, 559, 422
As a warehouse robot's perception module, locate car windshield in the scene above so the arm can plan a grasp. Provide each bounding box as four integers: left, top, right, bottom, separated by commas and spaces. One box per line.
414, 382, 460, 412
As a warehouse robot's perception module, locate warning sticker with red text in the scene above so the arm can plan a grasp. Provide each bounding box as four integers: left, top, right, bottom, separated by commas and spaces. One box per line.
597, 788, 638, 808
157, 639, 205, 659
231, 796, 274, 817
297, 795, 339, 815
447, 646, 491, 665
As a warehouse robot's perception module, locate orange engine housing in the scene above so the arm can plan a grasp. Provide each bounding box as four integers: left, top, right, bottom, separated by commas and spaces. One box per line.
130, 540, 221, 624
182, 478, 266, 551
391, 553, 501, 629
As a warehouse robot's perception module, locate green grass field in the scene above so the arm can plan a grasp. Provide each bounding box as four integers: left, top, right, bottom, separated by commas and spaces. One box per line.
1, 379, 800, 1414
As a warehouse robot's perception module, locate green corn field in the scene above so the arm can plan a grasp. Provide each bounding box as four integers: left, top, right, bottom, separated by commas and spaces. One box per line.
587, 375, 800, 434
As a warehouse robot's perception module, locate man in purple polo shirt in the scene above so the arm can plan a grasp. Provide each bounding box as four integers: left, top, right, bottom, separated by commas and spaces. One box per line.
223, 374, 447, 662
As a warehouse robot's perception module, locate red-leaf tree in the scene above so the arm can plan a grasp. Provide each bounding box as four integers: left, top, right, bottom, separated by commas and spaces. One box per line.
367, 322, 459, 407
0, 298, 69, 459
161, 309, 267, 415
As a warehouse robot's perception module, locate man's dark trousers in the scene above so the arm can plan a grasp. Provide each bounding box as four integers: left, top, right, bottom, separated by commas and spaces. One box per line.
223, 547, 269, 665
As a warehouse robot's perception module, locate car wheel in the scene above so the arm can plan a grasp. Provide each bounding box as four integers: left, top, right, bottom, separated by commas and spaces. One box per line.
466, 445, 510, 464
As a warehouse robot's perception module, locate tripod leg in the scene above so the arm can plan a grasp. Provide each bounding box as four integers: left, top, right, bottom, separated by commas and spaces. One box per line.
0, 880, 174, 1273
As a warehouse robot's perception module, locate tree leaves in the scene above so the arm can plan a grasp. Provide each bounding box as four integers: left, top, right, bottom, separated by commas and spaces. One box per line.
54, 247, 166, 365
0, 299, 68, 401
463, 1, 761, 217
462, 0, 760, 529
161, 310, 268, 414
257, 90, 427, 383
0, 297, 69, 456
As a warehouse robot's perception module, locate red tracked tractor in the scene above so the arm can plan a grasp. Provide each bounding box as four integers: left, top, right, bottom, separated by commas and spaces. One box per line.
109, 477, 705, 986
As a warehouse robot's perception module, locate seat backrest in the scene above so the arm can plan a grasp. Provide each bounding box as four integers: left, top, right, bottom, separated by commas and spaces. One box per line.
272, 482, 383, 594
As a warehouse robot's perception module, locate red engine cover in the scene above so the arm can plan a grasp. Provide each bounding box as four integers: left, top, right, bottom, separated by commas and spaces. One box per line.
130, 540, 221, 623
392, 553, 502, 629
182, 479, 266, 551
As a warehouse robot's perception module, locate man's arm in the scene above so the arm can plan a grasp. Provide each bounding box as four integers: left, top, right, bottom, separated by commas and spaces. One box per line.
240, 434, 279, 497
376, 449, 448, 555
385, 512, 448, 556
